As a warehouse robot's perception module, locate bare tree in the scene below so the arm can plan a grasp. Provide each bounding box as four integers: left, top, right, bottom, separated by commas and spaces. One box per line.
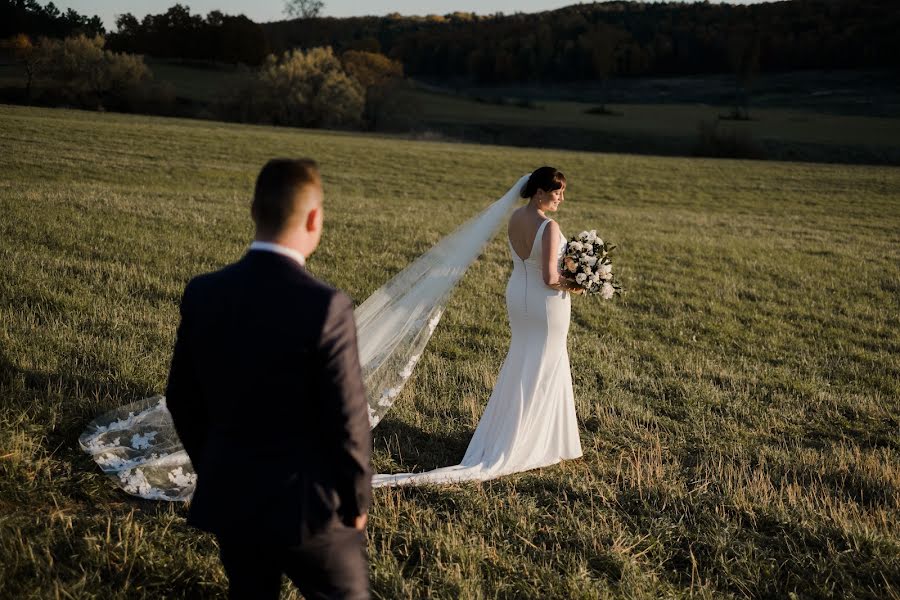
578, 24, 627, 115
284, 0, 324, 19
727, 29, 760, 120
1, 34, 42, 98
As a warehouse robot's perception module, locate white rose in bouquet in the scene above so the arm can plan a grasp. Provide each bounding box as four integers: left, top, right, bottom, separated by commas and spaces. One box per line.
601, 282, 615, 299
598, 263, 612, 280
575, 272, 587, 284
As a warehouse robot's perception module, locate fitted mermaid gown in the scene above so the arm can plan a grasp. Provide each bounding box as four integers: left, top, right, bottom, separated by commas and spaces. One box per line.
372, 218, 583, 486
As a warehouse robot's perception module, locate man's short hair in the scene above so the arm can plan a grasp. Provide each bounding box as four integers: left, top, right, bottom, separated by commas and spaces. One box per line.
252, 158, 322, 234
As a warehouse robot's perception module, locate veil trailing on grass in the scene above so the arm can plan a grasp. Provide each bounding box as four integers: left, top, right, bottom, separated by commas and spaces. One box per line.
79, 175, 529, 501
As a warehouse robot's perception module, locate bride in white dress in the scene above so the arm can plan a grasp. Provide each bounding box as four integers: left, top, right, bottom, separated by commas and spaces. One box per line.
373, 166, 584, 487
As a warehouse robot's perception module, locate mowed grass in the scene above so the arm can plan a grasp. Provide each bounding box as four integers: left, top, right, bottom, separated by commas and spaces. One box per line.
1, 103, 899, 599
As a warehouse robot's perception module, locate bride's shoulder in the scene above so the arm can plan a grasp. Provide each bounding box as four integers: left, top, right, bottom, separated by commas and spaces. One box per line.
539, 218, 559, 240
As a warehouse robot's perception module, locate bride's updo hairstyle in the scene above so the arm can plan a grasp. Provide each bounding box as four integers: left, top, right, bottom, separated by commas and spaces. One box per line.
520, 166, 566, 199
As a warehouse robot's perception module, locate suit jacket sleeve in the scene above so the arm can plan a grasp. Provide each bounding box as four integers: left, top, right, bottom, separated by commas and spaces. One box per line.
165, 281, 206, 466
318, 290, 373, 522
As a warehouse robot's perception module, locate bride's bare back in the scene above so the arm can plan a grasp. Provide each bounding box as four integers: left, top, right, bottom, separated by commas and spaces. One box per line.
507, 206, 550, 261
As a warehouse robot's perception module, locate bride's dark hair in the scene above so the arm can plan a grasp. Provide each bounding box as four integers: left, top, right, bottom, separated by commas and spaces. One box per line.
520, 166, 566, 199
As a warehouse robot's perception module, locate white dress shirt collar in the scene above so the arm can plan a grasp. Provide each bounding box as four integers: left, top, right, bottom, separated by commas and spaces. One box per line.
249, 241, 306, 267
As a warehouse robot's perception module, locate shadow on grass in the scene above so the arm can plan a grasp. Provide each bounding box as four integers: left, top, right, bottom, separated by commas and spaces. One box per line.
0, 350, 173, 507
0, 351, 156, 441
373, 418, 473, 472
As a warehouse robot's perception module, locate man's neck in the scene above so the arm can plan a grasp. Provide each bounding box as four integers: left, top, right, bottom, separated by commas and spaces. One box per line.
250, 240, 306, 267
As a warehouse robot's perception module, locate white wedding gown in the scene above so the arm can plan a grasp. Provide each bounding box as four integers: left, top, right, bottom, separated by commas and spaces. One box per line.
372, 218, 583, 486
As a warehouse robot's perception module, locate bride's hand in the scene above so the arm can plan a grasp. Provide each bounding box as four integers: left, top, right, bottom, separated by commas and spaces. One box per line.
559, 277, 583, 294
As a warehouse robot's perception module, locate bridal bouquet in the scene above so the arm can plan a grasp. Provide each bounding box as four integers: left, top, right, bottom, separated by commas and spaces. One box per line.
562, 230, 622, 299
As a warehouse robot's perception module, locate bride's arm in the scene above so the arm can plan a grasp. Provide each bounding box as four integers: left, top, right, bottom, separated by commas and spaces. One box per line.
542, 220, 583, 294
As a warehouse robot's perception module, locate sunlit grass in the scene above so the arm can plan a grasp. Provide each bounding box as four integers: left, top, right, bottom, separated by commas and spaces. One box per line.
1, 104, 898, 599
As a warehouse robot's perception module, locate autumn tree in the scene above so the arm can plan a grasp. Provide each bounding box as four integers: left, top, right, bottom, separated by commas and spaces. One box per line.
228, 46, 363, 129
342, 49, 405, 129
32, 34, 150, 107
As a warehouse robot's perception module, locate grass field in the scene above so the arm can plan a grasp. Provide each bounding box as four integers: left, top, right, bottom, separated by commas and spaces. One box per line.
1, 104, 899, 599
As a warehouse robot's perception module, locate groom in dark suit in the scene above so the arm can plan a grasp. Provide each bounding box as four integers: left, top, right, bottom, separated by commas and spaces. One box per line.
166, 158, 372, 599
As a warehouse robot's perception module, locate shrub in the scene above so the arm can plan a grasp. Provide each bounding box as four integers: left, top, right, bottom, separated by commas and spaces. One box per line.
123, 80, 176, 115
224, 47, 364, 129
693, 119, 766, 160
585, 105, 622, 116
32, 34, 151, 110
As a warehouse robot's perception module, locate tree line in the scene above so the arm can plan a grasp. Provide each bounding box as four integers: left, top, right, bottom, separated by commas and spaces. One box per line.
263, 0, 899, 82
109, 4, 268, 65
1, 2, 269, 66
6, 1, 898, 83
1, 0, 104, 39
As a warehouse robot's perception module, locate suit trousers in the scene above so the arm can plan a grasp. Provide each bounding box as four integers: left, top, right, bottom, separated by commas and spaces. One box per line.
217, 524, 369, 600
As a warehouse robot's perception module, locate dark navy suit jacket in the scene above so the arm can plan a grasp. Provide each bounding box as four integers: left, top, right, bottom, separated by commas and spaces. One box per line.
166, 249, 372, 544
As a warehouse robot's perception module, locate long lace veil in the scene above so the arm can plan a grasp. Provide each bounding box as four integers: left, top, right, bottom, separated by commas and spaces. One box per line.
79, 175, 528, 500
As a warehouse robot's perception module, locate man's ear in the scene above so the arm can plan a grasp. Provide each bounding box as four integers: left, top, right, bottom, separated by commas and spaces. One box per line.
305, 206, 320, 232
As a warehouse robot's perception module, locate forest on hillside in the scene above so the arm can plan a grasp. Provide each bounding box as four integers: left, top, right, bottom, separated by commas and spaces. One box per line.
4, 0, 899, 83
1, 0, 104, 38
263, 0, 900, 82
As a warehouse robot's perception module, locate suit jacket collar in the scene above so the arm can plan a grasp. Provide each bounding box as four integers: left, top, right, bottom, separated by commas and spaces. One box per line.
244, 247, 309, 276
249, 241, 306, 267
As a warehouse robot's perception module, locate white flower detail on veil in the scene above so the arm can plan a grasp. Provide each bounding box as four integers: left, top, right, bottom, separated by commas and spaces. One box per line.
130, 431, 158, 450
368, 405, 380, 427
167, 467, 197, 488
119, 468, 152, 497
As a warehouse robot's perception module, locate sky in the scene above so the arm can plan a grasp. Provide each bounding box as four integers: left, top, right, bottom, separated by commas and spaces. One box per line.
59, 1, 770, 31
